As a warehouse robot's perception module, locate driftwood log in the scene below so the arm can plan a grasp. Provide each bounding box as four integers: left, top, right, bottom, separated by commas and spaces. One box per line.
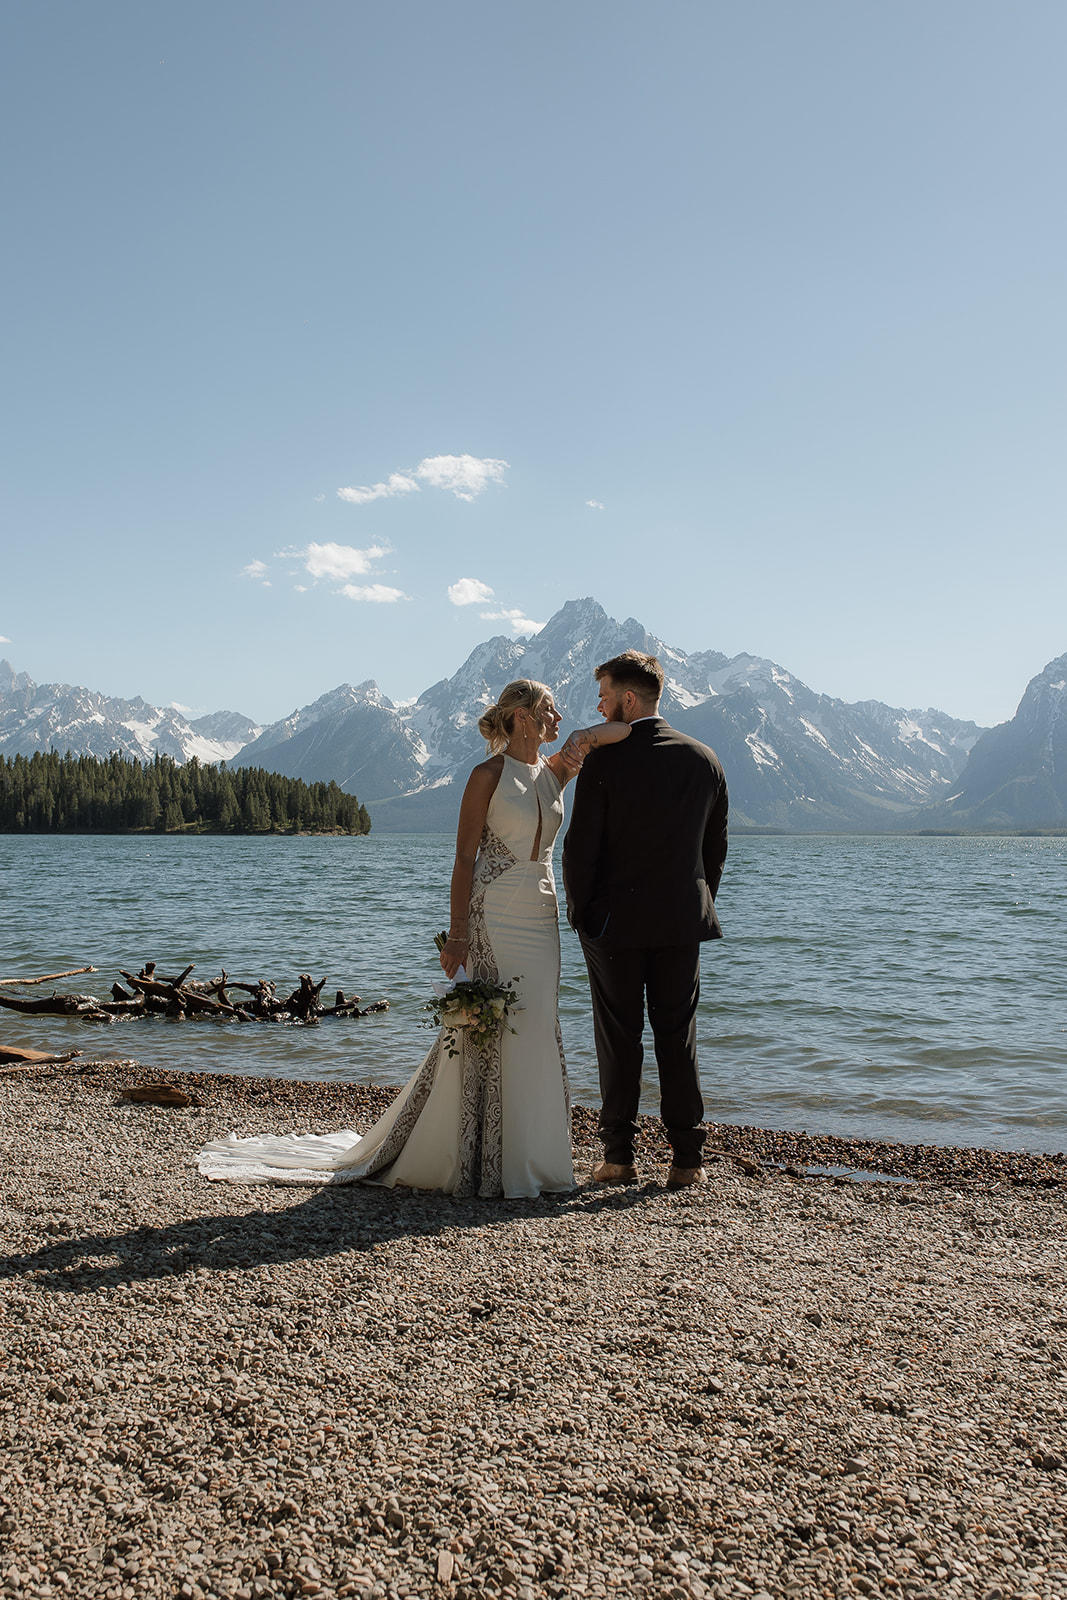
120, 1084, 199, 1107
0, 966, 97, 989
0, 991, 109, 1020
120, 971, 239, 1017
0, 1046, 83, 1067
0, 960, 389, 1026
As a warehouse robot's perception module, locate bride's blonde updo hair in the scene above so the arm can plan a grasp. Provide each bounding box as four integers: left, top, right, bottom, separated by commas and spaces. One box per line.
478, 679, 554, 754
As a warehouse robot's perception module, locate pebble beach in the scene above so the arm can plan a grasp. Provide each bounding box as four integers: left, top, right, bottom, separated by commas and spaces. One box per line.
2, 1060, 1066, 1600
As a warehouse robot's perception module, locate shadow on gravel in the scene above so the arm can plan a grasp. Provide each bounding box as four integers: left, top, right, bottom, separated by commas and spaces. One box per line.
1, 1180, 667, 1294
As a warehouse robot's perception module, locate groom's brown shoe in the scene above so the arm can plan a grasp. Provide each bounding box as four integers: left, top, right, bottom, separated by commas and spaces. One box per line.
591, 1161, 638, 1184
666, 1165, 707, 1189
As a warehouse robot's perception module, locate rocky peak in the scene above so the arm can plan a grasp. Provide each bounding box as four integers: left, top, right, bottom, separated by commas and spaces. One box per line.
1016, 651, 1067, 738
914, 649, 1067, 827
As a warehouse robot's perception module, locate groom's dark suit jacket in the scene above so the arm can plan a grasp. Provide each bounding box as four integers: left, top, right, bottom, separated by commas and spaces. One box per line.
562, 718, 728, 949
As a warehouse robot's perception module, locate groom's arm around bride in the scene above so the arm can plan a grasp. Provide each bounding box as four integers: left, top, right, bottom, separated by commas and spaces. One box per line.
561, 650, 728, 1188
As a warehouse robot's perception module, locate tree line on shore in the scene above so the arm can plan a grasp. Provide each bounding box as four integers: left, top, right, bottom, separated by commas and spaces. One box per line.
0, 750, 371, 835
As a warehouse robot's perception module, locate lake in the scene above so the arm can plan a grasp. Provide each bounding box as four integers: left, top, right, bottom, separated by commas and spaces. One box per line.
1, 832, 1064, 1155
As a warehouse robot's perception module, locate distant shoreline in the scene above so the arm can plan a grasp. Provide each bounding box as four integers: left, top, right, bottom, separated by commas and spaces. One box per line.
4, 823, 1067, 838
732, 824, 1067, 837
0, 825, 370, 837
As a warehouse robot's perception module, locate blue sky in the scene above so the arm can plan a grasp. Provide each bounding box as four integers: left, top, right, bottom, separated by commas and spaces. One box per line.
3, 1, 1065, 729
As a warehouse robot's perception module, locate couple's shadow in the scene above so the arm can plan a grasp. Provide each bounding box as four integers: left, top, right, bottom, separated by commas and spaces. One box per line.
2, 1177, 660, 1296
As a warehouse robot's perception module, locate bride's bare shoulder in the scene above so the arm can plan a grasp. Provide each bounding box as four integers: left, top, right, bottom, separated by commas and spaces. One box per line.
465, 753, 505, 792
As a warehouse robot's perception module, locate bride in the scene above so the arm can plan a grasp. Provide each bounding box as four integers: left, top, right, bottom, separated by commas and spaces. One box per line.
197, 680, 628, 1198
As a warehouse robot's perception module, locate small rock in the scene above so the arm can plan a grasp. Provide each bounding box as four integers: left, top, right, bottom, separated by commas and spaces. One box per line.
731, 1152, 763, 1177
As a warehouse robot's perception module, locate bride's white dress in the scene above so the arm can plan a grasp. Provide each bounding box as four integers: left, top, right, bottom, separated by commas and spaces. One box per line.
197, 756, 574, 1198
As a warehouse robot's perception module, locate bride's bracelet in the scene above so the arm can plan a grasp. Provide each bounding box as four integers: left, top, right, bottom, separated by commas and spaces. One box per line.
446, 932, 469, 944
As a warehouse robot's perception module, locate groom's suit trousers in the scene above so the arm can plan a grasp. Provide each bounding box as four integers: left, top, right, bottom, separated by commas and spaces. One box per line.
580, 934, 705, 1168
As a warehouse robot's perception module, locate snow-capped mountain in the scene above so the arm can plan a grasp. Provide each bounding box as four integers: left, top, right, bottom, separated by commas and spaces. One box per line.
914, 652, 1067, 828
233, 599, 985, 831
6, 599, 1017, 829
232, 681, 430, 801
0, 661, 260, 765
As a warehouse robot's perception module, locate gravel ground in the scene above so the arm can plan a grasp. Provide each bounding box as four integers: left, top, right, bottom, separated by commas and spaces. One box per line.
1, 1059, 1066, 1600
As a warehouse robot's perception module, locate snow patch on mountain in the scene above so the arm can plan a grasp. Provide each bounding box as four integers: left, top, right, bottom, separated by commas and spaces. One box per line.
798, 718, 832, 752
746, 734, 782, 770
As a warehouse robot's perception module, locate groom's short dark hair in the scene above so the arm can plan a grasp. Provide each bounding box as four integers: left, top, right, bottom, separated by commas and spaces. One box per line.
595, 651, 665, 703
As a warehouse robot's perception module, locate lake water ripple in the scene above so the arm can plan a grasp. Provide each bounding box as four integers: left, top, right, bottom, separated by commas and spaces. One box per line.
1, 832, 1064, 1154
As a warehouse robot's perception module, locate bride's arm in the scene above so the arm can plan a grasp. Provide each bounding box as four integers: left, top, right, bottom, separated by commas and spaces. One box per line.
545, 720, 631, 787
441, 756, 503, 979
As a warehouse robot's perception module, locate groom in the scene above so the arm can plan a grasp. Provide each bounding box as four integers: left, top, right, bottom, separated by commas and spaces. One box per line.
561, 650, 728, 1188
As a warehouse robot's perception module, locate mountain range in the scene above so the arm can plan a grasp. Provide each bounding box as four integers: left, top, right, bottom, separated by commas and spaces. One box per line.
3, 600, 1064, 831
0, 660, 260, 766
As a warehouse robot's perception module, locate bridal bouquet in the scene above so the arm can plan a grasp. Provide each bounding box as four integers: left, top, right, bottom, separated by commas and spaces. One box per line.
426, 933, 520, 1057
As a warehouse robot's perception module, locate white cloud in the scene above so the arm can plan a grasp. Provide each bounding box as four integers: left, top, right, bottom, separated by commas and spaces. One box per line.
0, 634, 10, 644
337, 454, 508, 507
414, 454, 508, 501
449, 577, 540, 634
337, 472, 419, 506
285, 542, 388, 581
169, 701, 206, 718
265, 541, 402, 601
448, 577, 496, 607
313, 493, 325, 503
586, 499, 605, 510
239, 538, 410, 604
480, 608, 545, 637
340, 583, 406, 603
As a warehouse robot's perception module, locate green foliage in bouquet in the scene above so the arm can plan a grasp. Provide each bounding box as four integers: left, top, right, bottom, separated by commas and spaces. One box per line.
427, 933, 521, 1058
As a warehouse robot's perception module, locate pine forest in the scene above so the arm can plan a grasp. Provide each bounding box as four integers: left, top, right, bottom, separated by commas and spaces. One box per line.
0, 751, 371, 835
